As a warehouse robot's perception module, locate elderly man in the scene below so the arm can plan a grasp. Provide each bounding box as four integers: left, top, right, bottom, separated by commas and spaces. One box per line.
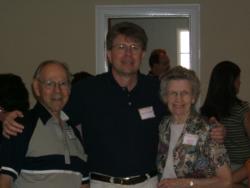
0, 60, 89, 188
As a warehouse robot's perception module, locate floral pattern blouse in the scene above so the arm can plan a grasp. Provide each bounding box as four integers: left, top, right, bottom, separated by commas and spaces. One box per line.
157, 112, 230, 179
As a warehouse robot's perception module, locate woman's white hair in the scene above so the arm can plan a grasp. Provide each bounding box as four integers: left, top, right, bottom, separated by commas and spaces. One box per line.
160, 66, 200, 104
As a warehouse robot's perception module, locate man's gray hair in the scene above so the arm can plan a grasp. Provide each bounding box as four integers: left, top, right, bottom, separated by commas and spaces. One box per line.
33, 60, 72, 82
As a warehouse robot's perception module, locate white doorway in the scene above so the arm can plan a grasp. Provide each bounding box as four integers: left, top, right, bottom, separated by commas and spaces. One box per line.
95, 4, 200, 77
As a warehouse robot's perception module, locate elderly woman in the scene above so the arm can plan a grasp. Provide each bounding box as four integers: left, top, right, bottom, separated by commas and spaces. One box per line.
157, 66, 232, 188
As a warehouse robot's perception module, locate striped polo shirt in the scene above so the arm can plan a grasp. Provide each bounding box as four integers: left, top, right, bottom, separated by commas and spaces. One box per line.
222, 101, 250, 164
0, 102, 89, 188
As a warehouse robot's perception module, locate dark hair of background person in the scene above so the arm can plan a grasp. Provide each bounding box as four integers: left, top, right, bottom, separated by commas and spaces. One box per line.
71, 71, 93, 85
200, 61, 241, 119
0, 73, 30, 145
0, 73, 29, 112
149, 48, 170, 68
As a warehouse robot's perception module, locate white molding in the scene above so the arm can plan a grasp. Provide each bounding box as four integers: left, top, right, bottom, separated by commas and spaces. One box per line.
95, 4, 200, 77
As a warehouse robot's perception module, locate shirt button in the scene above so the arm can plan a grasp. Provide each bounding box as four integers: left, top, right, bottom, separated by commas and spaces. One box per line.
128, 102, 132, 106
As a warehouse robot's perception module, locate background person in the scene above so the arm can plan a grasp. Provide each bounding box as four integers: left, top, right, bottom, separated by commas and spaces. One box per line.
200, 61, 250, 186
0, 73, 29, 146
148, 48, 170, 79
71, 71, 93, 85
157, 66, 232, 188
0, 60, 89, 188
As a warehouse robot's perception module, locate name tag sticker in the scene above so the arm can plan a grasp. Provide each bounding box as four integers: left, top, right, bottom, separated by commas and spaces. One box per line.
138, 106, 155, 120
183, 133, 198, 146
66, 129, 76, 139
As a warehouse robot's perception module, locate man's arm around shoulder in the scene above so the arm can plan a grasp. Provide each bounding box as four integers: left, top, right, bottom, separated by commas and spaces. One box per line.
1, 110, 24, 138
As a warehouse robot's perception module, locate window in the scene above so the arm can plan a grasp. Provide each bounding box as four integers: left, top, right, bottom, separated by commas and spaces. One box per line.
177, 29, 190, 69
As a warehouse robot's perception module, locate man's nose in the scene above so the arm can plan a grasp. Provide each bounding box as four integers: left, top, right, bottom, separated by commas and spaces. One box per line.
124, 46, 133, 54
53, 84, 62, 92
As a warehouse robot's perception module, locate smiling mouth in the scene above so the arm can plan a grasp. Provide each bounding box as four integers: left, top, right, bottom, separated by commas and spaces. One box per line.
173, 106, 187, 111
52, 94, 63, 101
122, 60, 133, 64
173, 104, 184, 108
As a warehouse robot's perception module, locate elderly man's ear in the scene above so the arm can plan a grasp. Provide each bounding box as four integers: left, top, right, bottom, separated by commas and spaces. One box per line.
32, 79, 41, 98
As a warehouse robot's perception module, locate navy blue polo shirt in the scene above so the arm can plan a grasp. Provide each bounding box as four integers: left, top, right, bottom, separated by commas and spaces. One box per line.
65, 71, 166, 177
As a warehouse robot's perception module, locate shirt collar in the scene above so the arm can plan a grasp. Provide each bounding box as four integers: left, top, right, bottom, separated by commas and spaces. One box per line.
33, 102, 69, 125
107, 70, 143, 92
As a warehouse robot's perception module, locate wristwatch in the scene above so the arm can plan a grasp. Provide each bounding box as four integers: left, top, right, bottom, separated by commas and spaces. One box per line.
189, 180, 194, 187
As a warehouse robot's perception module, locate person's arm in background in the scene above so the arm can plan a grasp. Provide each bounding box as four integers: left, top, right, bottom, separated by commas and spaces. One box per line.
232, 165, 247, 184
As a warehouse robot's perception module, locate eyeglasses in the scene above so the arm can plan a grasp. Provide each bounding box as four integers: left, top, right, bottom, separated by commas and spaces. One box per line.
38, 79, 70, 90
167, 91, 192, 98
112, 43, 142, 54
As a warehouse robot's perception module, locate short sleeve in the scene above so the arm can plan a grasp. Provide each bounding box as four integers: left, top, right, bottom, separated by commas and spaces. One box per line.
0, 116, 33, 180
206, 140, 230, 170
